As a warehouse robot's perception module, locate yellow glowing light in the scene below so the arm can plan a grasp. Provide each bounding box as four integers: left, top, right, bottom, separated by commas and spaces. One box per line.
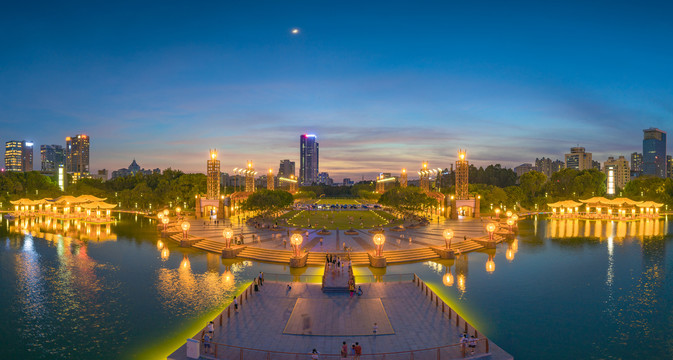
163, 209, 169, 216
269, 168, 273, 173
443, 272, 454, 287
161, 247, 170, 260
506, 248, 515, 261
443, 229, 454, 240
176, 207, 181, 213
223, 228, 234, 240
507, 219, 515, 227
511, 214, 518, 222
290, 233, 303, 246
486, 222, 496, 233
181, 221, 191, 232
291, 28, 299, 34
162, 217, 169, 225
402, 168, 406, 173
486, 257, 495, 273
373, 233, 386, 246
506, 211, 512, 218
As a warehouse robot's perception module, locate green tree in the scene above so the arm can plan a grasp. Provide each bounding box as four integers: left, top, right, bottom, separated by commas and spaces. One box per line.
519, 171, 547, 199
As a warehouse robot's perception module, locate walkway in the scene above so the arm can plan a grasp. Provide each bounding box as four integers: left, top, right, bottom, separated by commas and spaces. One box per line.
168, 280, 513, 360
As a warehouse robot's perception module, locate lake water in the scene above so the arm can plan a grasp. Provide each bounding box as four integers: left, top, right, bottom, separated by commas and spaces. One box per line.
1, 214, 671, 359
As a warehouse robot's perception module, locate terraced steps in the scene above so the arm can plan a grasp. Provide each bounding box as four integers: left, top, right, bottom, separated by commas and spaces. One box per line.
192, 239, 227, 253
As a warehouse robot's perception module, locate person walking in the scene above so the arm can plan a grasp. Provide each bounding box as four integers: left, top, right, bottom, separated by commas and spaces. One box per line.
207, 321, 214, 337
253, 277, 259, 292
354, 342, 362, 360
233, 296, 238, 311
372, 322, 378, 335
311, 349, 320, 360
349, 281, 355, 298
340, 341, 348, 359
469, 335, 478, 355
203, 333, 211, 354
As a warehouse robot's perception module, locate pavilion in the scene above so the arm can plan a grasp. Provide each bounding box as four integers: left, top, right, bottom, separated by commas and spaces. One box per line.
548, 196, 662, 220
10, 195, 115, 222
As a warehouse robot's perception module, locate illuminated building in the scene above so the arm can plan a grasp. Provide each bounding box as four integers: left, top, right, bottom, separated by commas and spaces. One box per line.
631, 152, 643, 172
65, 134, 90, 181
564, 147, 592, 171
57, 165, 66, 191
267, 169, 274, 190
278, 159, 295, 178
299, 134, 319, 186
207, 150, 220, 200
196, 150, 224, 219
419, 161, 430, 192
603, 156, 630, 194
400, 169, 407, 188
643, 128, 666, 178
318, 172, 332, 185
245, 161, 256, 192
514, 163, 535, 178
4, 140, 33, 172
40, 144, 65, 172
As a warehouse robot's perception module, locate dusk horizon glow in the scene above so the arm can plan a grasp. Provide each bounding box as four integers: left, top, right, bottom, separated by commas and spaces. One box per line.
1, 1, 671, 181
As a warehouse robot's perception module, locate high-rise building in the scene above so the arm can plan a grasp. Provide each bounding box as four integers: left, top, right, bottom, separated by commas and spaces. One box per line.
551, 159, 565, 174
642, 128, 667, 178
592, 160, 601, 171
603, 156, 630, 194
278, 160, 295, 178
631, 152, 643, 172
535, 157, 564, 178
5, 140, 33, 172
299, 134, 319, 186
514, 163, 535, 178
668, 155, 673, 179
207, 150, 220, 200
318, 172, 332, 185
66, 134, 90, 180
565, 147, 593, 171
40, 145, 65, 172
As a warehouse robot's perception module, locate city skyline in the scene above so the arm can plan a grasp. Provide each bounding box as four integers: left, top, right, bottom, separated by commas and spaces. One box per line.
1, 1, 671, 179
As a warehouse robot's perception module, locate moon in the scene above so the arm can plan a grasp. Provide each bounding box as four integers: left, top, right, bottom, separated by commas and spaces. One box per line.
291, 28, 300, 35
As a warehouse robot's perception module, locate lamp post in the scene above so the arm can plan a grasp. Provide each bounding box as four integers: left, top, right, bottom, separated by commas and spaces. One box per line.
223, 227, 234, 249
486, 222, 496, 242
506, 210, 512, 218
494, 208, 500, 219
163, 209, 169, 217
373, 233, 386, 257
290, 233, 303, 257
176, 207, 181, 219
161, 216, 169, 233
442, 228, 454, 249
507, 218, 515, 232
181, 221, 191, 240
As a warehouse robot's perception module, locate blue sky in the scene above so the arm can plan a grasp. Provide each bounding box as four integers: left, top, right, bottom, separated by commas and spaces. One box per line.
1, 0, 671, 180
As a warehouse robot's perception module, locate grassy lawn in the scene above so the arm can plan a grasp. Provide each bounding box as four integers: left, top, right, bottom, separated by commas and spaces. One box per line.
315, 198, 362, 205
286, 209, 401, 230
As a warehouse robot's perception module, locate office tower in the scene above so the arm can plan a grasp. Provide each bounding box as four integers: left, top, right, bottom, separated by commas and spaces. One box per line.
40, 145, 65, 172
318, 172, 332, 185
668, 155, 673, 178
603, 156, 630, 194
631, 152, 643, 172
5, 140, 33, 172
564, 147, 592, 171
278, 160, 295, 178
642, 128, 667, 178
299, 134, 319, 186
66, 134, 90, 180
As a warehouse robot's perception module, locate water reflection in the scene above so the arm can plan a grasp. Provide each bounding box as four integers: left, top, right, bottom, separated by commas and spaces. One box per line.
547, 218, 668, 239
9, 216, 116, 242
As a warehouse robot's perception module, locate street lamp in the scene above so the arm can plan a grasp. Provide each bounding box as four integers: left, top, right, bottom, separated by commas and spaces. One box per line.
290, 233, 303, 257
373, 233, 386, 257
506, 218, 515, 232
181, 221, 191, 240
506, 210, 512, 218
162, 216, 169, 232
486, 222, 496, 242
442, 228, 454, 249
163, 209, 169, 217
494, 208, 500, 218
223, 227, 234, 248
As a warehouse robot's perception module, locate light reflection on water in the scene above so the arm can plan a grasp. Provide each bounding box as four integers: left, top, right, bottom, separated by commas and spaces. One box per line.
2, 215, 672, 360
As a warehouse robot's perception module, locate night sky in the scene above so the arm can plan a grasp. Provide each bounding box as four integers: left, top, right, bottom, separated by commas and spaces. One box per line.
1, 1, 671, 180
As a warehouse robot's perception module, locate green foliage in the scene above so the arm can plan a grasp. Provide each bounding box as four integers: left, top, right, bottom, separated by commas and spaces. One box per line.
378, 187, 438, 211
519, 171, 547, 198
546, 168, 606, 199
293, 190, 316, 200
242, 189, 294, 212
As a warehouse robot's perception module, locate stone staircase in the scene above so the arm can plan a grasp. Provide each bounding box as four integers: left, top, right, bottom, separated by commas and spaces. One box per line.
449, 240, 483, 253
382, 247, 439, 264
192, 239, 228, 253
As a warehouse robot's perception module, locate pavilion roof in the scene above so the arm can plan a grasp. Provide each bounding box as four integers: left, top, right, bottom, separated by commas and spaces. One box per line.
636, 201, 664, 208
547, 200, 583, 208
80, 202, 117, 209
76, 195, 107, 202
51, 195, 82, 204
10, 198, 38, 206
580, 196, 642, 207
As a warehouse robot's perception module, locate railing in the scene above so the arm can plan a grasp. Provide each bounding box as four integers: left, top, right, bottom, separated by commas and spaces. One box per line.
204, 339, 489, 359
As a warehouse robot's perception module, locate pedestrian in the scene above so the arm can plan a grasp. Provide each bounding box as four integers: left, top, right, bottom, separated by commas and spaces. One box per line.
349, 282, 355, 298
233, 296, 238, 311
351, 344, 356, 358
207, 321, 214, 336
254, 277, 259, 292
373, 322, 378, 334
469, 335, 478, 355
311, 348, 320, 360
460, 333, 468, 355
354, 342, 361, 359
340, 341, 348, 359
259, 272, 263, 286
203, 333, 211, 354
357, 286, 363, 296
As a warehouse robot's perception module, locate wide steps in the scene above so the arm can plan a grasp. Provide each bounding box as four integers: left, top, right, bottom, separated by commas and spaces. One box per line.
193, 240, 227, 252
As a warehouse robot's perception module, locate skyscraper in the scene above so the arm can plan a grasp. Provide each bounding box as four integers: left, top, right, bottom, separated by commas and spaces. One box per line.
299, 134, 319, 186
642, 128, 666, 178
5, 140, 33, 172
630, 152, 643, 172
603, 156, 630, 193
278, 159, 295, 178
564, 147, 592, 171
40, 144, 65, 172
66, 134, 90, 180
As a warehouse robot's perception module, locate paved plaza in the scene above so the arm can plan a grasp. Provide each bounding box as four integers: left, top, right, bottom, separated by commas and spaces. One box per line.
187, 215, 494, 253
168, 281, 513, 360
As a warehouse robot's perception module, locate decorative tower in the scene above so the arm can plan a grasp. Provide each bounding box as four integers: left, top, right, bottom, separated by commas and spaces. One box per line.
400, 168, 407, 188
245, 160, 256, 192
375, 175, 384, 193
207, 149, 220, 200
419, 161, 430, 192
455, 150, 468, 200
267, 168, 274, 190
289, 175, 298, 193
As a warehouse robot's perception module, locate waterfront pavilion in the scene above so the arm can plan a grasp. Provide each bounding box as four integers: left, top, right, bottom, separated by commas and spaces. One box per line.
548, 196, 663, 220
547, 200, 583, 217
